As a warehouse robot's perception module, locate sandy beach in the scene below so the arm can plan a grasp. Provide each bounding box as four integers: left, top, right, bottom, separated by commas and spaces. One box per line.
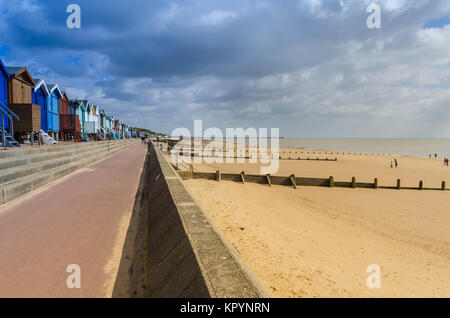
177, 146, 450, 297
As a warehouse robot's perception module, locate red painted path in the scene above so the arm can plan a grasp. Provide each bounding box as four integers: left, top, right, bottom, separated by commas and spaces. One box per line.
0, 143, 147, 297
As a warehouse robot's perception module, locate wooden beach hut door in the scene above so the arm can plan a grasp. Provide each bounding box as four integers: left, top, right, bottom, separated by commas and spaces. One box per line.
51, 93, 59, 132
46, 95, 52, 132
34, 88, 48, 132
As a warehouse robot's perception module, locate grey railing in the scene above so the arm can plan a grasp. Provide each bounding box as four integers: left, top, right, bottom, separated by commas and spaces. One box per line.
0, 100, 20, 148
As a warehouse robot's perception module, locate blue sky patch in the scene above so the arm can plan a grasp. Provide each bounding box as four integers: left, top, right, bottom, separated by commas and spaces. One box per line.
424, 15, 450, 28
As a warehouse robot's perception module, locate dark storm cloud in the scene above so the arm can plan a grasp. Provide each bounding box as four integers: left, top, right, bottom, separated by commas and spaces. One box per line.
1, 0, 450, 136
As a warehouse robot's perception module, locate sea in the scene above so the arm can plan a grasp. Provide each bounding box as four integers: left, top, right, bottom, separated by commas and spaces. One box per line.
194, 137, 450, 159
278, 138, 450, 159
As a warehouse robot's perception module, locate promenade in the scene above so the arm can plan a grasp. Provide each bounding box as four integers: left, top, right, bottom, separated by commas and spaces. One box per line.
0, 143, 147, 297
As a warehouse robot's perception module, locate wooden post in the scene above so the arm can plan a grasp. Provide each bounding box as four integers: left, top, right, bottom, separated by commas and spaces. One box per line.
397, 179, 401, 190
442, 181, 446, 191
329, 176, 334, 188
190, 163, 193, 179
374, 178, 378, 189
240, 171, 245, 184
216, 170, 221, 182
290, 174, 297, 189
266, 174, 272, 187
352, 177, 356, 188
419, 180, 423, 190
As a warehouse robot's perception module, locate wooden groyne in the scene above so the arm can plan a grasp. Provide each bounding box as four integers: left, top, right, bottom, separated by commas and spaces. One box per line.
177, 170, 449, 191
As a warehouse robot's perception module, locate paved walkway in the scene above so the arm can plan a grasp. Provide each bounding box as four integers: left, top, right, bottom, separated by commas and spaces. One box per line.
0, 143, 147, 297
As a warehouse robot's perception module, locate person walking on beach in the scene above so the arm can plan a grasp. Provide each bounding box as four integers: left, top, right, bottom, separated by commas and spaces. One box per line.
390, 161, 393, 168
435, 153, 438, 159
394, 159, 398, 168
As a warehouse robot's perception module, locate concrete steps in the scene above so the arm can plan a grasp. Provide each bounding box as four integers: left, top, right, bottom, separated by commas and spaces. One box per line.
0, 141, 119, 173
0, 140, 137, 204
0, 139, 120, 160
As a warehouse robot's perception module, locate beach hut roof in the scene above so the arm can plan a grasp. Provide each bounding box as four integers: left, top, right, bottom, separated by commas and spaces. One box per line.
70, 99, 85, 109
62, 91, 69, 101
47, 84, 63, 98
0, 59, 10, 79
77, 100, 89, 109
33, 78, 50, 96
5, 66, 35, 86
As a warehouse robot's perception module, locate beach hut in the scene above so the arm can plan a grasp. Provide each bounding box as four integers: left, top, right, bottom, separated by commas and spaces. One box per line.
83, 103, 98, 139
99, 109, 110, 139
60, 92, 81, 142
0, 59, 9, 128
109, 116, 116, 139
81, 100, 89, 130
106, 115, 114, 138
45, 84, 62, 140
99, 110, 106, 130
0, 59, 17, 147
92, 105, 103, 138
70, 99, 90, 141
0, 59, 22, 147
123, 124, 130, 138
114, 119, 121, 139
32, 79, 50, 134
6, 66, 40, 144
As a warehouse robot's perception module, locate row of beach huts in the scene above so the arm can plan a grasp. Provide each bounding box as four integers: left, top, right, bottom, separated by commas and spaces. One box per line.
0, 57, 142, 148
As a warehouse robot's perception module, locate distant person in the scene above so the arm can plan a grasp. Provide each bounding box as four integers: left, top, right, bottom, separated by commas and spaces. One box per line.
435, 153, 438, 159
394, 159, 398, 168
429, 154, 432, 159
141, 136, 145, 144
390, 161, 393, 168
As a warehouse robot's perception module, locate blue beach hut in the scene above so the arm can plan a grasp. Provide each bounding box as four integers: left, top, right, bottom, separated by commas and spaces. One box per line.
46, 84, 62, 139
0, 58, 10, 129
32, 79, 50, 133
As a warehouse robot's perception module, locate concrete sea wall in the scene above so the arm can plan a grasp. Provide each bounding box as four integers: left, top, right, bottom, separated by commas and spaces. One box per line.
113, 143, 267, 298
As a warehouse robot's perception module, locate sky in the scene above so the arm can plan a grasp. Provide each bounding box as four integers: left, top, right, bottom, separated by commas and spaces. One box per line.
1, 0, 450, 138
